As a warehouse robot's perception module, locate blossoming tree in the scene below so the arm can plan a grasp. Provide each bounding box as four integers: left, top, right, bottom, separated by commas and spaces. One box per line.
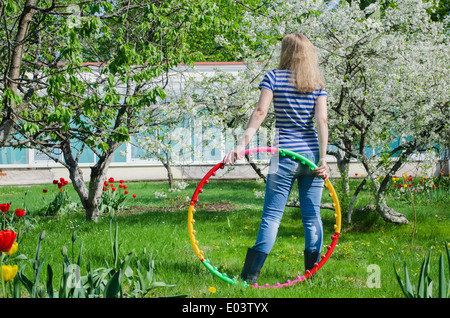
296, 0, 449, 223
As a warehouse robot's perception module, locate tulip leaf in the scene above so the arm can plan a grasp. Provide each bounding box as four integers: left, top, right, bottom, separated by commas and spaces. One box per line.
104, 270, 121, 298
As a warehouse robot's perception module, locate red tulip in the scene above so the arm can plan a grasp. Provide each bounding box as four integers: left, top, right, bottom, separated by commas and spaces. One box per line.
132, 194, 136, 198
119, 180, 124, 184
43, 189, 48, 193
108, 177, 114, 183
124, 191, 128, 194
15, 209, 26, 218
0, 203, 11, 212
0, 230, 17, 252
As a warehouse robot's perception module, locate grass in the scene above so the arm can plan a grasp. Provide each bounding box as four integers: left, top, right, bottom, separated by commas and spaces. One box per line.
1, 177, 449, 299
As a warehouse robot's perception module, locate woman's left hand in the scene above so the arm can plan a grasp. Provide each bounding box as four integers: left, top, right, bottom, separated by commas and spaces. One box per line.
222, 145, 246, 166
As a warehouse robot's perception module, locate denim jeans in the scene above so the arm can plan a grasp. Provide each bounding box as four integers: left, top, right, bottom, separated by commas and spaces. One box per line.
252, 152, 324, 255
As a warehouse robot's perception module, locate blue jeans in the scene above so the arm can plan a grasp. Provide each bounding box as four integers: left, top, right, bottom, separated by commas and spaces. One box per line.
252, 152, 324, 255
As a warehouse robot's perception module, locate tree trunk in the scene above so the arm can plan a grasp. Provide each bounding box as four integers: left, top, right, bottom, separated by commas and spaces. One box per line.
61, 139, 118, 222
0, 0, 37, 146
286, 201, 335, 211
351, 201, 409, 224
85, 164, 109, 222
347, 178, 367, 223
327, 148, 351, 195
337, 156, 350, 195
163, 151, 174, 189
159, 151, 174, 189
376, 194, 409, 224
85, 147, 117, 222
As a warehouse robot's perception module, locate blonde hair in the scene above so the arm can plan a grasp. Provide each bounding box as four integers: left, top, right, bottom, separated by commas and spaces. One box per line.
278, 33, 325, 93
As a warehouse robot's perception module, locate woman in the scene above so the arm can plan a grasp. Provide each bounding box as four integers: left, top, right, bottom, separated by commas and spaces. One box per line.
223, 33, 329, 284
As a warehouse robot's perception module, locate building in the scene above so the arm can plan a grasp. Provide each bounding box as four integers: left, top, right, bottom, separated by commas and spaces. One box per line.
0, 62, 446, 186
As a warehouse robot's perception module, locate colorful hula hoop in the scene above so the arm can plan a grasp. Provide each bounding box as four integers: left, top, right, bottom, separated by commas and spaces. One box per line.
187, 147, 341, 288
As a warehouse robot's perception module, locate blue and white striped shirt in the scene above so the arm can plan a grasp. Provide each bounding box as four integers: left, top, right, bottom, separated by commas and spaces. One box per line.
259, 69, 326, 154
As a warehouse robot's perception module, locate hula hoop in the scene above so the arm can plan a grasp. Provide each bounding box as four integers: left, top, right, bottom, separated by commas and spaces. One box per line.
187, 147, 341, 288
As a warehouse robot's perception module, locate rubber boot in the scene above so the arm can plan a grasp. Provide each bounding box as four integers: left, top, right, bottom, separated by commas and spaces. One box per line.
304, 250, 320, 277
240, 248, 268, 284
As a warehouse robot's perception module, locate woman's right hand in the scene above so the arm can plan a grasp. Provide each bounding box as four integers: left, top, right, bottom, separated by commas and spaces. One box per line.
313, 158, 329, 181
222, 145, 246, 166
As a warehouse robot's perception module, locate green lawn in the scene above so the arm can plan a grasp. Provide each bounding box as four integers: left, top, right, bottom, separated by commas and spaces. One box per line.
1, 177, 449, 299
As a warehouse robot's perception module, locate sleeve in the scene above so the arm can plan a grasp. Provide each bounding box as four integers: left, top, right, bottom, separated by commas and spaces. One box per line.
258, 70, 275, 92
317, 87, 327, 97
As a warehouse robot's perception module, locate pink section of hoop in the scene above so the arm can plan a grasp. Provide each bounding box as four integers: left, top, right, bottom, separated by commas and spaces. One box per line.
241, 146, 278, 157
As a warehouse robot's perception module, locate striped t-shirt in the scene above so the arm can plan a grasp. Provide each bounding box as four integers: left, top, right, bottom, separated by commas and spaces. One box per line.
259, 69, 326, 154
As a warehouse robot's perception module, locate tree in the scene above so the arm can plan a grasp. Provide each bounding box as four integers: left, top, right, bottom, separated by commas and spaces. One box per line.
0, 0, 251, 222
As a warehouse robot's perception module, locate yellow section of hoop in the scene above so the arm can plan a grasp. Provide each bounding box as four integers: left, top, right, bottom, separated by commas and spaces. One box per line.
324, 179, 341, 234
188, 204, 203, 259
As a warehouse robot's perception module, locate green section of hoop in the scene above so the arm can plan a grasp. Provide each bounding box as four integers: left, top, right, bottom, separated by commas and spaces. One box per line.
202, 259, 249, 287
278, 149, 318, 170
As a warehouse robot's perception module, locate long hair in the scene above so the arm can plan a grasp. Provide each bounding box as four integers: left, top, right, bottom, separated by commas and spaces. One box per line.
278, 33, 325, 93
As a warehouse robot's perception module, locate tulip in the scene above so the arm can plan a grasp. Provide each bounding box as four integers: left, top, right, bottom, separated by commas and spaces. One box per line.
0, 230, 17, 253
0, 203, 10, 212
15, 209, 26, 218
2, 241, 18, 256
0, 265, 18, 281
